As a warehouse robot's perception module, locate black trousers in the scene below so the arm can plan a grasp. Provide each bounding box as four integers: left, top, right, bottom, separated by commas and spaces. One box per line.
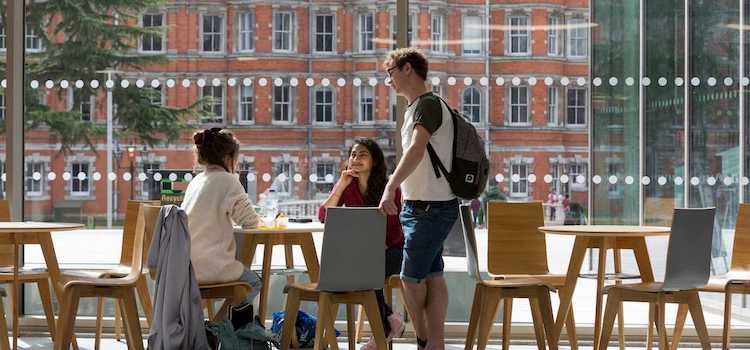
375, 246, 404, 336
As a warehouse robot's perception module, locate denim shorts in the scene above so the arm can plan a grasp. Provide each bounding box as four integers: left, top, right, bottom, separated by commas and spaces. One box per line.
400, 199, 459, 283
239, 268, 262, 303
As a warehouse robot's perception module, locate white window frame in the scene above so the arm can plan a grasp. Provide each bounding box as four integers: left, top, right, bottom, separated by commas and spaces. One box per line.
548, 86, 559, 126
237, 12, 255, 53
568, 17, 588, 58
548, 14, 563, 56
607, 161, 623, 198
140, 12, 166, 54
462, 86, 482, 124
462, 15, 483, 56
431, 14, 446, 53
314, 13, 335, 54
566, 87, 587, 126
200, 85, 224, 123
569, 162, 587, 191
237, 85, 254, 124
391, 13, 415, 49
314, 86, 335, 124
274, 161, 294, 195
68, 90, 95, 122
358, 85, 374, 123
510, 163, 529, 197
25, 161, 44, 197
200, 14, 224, 54
273, 84, 293, 124
358, 13, 375, 52
508, 86, 530, 126
148, 86, 164, 107
273, 11, 295, 52
25, 23, 44, 52
70, 162, 91, 197
508, 14, 530, 56
314, 163, 336, 194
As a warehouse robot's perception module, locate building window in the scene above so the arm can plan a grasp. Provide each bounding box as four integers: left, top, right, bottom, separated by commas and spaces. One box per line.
141, 13, 164, 53
359, 85, 374, 123
568, 18, 588, 58
608, 162, 622, 197
462, 87, 481, 123
201, 15, 223, 53
548, 14, 562, 56
25, 161, 43, 196
70, 90, 94, 122
237, 12, 255, 52
0, 92, 5, 120
358, 13, 374, 52
431, 15, 445, 53
391, 14, 414, 49
315, 14, 334, 53
273, 11, 294, 52
238, 85, 254, 123
569, 163, 587, 190
25, 24, 43, 52
148, 87, 163, 107
432, 84, 442, 96
201, 86, 224, 123
510, 163, 529, 197
567, 88, 586, 125
550, 162, 567, 195
315, 87, 334, 123
390, 89, 398, 122
141, 162, 160, 199
509, 86, 529, 125
314, 163, 335, 193
463, 15, 482, 55
71, 162, 90, 196
509, 15, 530, 55
274, 162, 293, 194
273, 85, 293, 123
0, 23, 5, 50
548, 87, 559, 125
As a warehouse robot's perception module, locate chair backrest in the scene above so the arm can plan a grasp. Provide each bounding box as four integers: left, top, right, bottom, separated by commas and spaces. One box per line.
459, 204, 483, 282
662, 207, 716, 290
122, 204, 162, 283
487, 201, 549, 275
729, 203, 750, 273
317, 207, 385, 292
120, 200, 160, 267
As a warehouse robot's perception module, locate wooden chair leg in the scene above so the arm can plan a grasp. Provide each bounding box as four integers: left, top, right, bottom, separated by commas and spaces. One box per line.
55, 288, 81, 350
120, 289, 145, 350
205, 299, 215, 320
10, 282, 17, 350
723, 287, 733, 350
613, 249, 625, 350
529, 297, 546, 350
114, 302, 122, 342
686, 292, 711, 350
280, 289, 301, 350
324, 302, 340, 350
37, 279, 57, 341
465, 285, 483, 350
94, 297, 104, 350
656, 297, 669, 350
647, 302, 655, 350
502, 298, 513, 350
314, 293, 332, 350
346, 304, 356, 350
0, 291, 10, 350
536, 288, 558, 350
476, 288, 501, 350
565, 305, 579, 350
597, 290, 620, 350
362, 292, 387, 350
670, 303, 688, 350
355, 305, 366, 344
136, 277, 153, 326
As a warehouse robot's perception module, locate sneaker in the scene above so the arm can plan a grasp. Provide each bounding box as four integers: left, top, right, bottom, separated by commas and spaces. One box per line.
387, 313, 405, 340
361, 336, 378, 350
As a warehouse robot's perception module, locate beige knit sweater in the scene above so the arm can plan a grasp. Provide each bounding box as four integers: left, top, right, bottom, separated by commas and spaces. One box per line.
180, 166, 260, 284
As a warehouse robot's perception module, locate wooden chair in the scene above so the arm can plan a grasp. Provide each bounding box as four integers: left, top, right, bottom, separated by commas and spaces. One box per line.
462, 204, 558, 350
486, 201, 578, 350
0, 287, 10, 350
671, 203, 750, 350
0, 200, 57, 350
354, 274, 408, 344
61, 200, 158, 350
598, 208, 716, 350
280, 207, 388, 350
199, 281, 253, 321
55, 204, 161, 350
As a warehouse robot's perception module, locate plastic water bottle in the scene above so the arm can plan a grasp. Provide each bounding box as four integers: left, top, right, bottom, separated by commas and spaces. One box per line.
265, 189, 279, 226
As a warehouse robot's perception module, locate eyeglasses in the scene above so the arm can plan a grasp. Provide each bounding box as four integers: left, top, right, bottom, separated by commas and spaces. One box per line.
386, 65, 400, 78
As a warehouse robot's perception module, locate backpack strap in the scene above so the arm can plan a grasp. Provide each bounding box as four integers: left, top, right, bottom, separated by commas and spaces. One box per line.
427, 142, 449, 179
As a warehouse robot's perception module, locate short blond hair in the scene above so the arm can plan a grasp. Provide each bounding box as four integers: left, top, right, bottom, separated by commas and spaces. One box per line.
383, 47, 428, 81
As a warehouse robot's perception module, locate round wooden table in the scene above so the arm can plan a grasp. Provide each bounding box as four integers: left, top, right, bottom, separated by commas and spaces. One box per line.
234, 222, 325, 322
539, 225, 670, 350
0, 222, 85, 350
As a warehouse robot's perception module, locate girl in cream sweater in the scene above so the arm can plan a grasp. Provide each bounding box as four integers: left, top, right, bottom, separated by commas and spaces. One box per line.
180, 127, 262, 300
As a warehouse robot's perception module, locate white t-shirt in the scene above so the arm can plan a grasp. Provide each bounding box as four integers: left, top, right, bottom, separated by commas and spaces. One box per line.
400, 92, 455, 201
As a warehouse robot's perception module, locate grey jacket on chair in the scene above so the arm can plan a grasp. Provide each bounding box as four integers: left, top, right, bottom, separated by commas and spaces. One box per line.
147, 205, 209, 350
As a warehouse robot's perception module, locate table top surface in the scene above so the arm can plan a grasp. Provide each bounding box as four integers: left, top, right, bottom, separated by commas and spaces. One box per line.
234, 222, 325, 234
539, 225, 671, 237
0, 221, 85, 233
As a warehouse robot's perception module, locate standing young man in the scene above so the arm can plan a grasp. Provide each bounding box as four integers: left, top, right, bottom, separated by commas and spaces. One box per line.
379, 48, 458, 350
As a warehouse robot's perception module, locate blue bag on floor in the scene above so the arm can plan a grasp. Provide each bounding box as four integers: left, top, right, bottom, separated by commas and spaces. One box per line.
271, 310, 340, 348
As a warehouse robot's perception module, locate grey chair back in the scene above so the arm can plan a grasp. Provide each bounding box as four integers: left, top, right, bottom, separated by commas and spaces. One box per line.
317, 207, 386, 292
459, 204, 483, 283
662, 207, 716, 290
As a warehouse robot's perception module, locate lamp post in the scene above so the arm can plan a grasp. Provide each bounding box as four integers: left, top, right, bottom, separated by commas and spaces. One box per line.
127, 146, 136, 200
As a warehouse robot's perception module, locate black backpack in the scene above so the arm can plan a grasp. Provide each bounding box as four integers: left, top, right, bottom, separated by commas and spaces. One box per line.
426, 96, 490, 200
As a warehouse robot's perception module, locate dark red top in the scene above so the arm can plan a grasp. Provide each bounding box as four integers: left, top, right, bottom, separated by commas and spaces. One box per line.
317, 178, 405, 249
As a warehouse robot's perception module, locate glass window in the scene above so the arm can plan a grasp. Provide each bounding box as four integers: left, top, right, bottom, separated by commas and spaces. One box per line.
391, 14, 414, 49
548, 87, 559, 125
25, 24, 43, 52
431, 15, 445, 53
202, 15, 223, 52
274, 162, 293, 194
71, 162, 90, 196
315, 14, 334, 53
148, 87, 163, 106
463, 16, 482, 55
567, 88, 586, 125
315, 87, 334, 123
568, 18, 588, 58
273, 85, 292, 123
390, 89, 398, 122
569, 163, 587, 190
141, 13, 164, 52
462, 87, 481, 123
510, 163, 529, 197
359, 13, 374, 52
273, 11, 294, 52
0, 92, 5, 120
141, 162, 160, 199
509, 15, 530, 54
548, 14, 562, 56
25, 161, 43, 196
359, 85, 374, 123
238, 85, 254, 123
607, 161, 622, 198
0, 22, 5, 50
201, 86, 224, 123
237, 12, 255, 52
70, 90, 94, 122
314, 163, 335, 193
510, 86, 529, 124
